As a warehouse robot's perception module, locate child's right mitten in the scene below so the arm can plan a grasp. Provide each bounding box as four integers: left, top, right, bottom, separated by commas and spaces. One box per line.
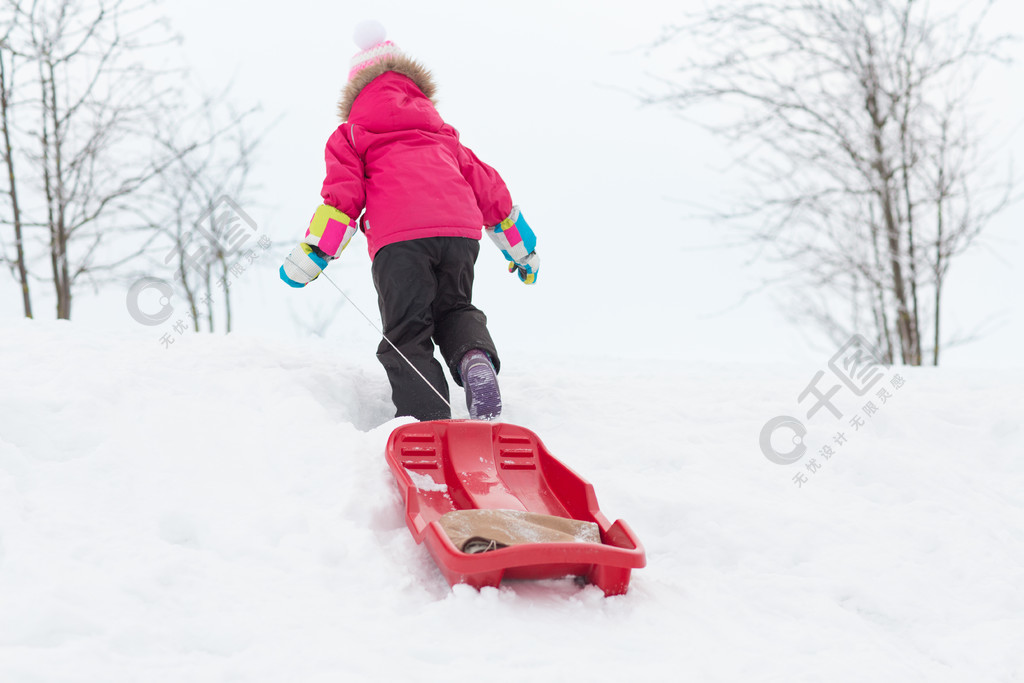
486, 206, 540, 285
279, 204, 358, 288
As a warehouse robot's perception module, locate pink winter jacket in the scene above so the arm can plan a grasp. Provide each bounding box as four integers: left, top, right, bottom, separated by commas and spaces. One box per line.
320, 71, 513, 259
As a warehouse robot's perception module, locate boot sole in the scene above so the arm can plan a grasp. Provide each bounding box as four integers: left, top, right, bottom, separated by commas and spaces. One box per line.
463, 359, 502, 420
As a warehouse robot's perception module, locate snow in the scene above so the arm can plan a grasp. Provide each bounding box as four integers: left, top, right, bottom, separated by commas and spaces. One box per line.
408, 471, 448, 493
1, 318, 1023, 682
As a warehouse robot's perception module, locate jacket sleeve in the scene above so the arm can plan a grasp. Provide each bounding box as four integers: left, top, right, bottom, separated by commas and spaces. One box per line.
456, 142, 513, 227
321, 124, 366, 219
293, 125, 364, 260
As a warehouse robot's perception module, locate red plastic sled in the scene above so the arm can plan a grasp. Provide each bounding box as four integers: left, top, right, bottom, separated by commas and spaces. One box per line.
385, 420, 645, 595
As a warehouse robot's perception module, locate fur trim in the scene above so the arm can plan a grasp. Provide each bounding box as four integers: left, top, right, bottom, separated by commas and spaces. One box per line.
338, 54, 438, 121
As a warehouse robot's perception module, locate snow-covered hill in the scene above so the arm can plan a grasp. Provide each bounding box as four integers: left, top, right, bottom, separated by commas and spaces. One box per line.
1, 319, 1022, 682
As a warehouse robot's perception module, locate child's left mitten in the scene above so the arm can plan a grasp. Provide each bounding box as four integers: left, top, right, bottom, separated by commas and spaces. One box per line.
486, 206, 540, 285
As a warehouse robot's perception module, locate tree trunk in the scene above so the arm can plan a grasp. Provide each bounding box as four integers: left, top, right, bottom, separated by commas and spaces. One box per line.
865, 70, 914, 364
868, 205, 895, 363
880, 183, 913, 365
933, 173, 946, 367
204, 267, 214, 332
0, 49, 32, 318
933, 277, 942, 366
900, 115, 922, 365
221, 256, 232, 333
897, 7, 922, 365
37, 58, 63, 318
47, 60, 71, 319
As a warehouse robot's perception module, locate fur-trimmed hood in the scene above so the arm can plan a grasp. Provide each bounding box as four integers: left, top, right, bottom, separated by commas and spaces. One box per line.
338, 54, 438, 121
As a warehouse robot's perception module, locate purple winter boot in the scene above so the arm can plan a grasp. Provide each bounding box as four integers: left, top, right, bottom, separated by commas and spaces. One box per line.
459, 349, 502, 420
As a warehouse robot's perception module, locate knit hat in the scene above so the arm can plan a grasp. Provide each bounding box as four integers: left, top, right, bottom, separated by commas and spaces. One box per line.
349, 20, 403, 81
338, 20, 436, 121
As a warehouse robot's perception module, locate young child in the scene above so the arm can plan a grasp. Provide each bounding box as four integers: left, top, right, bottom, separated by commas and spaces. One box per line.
280, 21, 540, 422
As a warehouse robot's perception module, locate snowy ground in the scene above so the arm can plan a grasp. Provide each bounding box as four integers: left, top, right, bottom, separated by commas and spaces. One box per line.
1, 319, 1022, 682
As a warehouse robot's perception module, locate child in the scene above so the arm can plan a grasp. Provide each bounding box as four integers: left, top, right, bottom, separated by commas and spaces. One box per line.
280, 21, 540, 422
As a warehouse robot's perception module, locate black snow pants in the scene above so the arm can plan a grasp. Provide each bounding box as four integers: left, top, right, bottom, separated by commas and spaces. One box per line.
371, 236, 500, 421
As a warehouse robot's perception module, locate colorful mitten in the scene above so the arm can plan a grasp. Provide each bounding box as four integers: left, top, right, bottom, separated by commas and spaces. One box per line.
279, 204, 358, 288
280, 243, 329, 288
507, 257, 540, 285
485, 206, 540, 284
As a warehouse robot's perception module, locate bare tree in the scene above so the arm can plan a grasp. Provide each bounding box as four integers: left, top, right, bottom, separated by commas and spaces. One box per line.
647, 0, 1016, 365
143, 89, 264, 333
2, 1, 265, 327
4, 0, 184, 319
0, 5, 31, 317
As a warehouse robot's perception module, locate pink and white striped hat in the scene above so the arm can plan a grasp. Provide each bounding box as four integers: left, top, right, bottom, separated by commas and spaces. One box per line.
349, 20, 403, 81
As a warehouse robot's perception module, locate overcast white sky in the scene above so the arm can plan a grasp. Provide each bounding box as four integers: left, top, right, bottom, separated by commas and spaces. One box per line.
6, 0, 1023, 369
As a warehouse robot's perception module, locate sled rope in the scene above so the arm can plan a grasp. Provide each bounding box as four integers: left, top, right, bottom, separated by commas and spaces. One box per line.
287, 257, 452, 410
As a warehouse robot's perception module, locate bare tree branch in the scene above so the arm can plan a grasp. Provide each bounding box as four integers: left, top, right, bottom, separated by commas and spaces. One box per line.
645, 0, 1018, 365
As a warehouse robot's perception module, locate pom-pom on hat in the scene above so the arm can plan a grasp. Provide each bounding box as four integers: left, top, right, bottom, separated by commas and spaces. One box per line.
349, 20, 404, 81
